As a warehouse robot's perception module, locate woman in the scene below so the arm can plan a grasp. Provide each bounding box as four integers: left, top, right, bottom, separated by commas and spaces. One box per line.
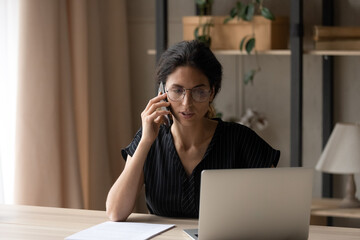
106, 40, 280, 221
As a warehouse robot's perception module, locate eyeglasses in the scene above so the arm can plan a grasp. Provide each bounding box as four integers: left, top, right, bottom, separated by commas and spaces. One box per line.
166, 86, 212, 103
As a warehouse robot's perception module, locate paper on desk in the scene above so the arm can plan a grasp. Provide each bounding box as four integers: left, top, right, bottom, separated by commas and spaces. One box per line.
65, 221, 175, 240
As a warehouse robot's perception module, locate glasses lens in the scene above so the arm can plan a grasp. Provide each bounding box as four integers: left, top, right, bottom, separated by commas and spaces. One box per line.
167, 86, 211, 102
192, 87, 211, 102
167, 87, 184, 101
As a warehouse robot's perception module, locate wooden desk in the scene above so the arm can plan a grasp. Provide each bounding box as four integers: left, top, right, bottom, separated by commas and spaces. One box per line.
1, 204, 360, 239
312, 198, 360, 219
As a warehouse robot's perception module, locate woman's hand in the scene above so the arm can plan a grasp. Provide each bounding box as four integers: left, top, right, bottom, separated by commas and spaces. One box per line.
140, 93, 171, 144
106, 94, 169, 222
106, 93, 169, 222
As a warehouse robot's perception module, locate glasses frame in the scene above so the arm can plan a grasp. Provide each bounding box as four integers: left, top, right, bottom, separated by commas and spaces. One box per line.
165, 86, 212, 103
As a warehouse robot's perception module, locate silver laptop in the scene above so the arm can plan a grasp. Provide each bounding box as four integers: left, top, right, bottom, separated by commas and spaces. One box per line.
184, 167, 313, 240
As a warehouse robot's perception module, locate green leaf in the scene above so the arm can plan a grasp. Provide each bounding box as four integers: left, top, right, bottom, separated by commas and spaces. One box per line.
224, 16, 233, 24
197, 35, 211, 47
202, 24, 207, 34
245, 37, 255, 54
261, 7, 275, 20
230, 7, 237, 18
194, 27, 199, 39
256, 0, 262, 4
236, 1, 243, 10
244, 69, 256, 85
195, 0, 206, 6
198, 36, 205, 42
239, 36, 248, 51
238, 3, 247, 20
245, 3, 255, 21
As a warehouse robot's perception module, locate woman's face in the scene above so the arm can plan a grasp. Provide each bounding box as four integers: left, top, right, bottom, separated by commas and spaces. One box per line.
165, 66, 214, 126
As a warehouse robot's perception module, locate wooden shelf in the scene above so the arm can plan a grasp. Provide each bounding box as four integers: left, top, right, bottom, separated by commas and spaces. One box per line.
148, 49, 360, 56
209, 49, 291, 55
147, 49, 291, 55
306, 50, 360, 56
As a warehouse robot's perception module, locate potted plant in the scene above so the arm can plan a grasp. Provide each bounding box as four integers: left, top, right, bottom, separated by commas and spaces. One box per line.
194, 0, 214, 47
183, 0, 289, 83
224, 0, 275, 83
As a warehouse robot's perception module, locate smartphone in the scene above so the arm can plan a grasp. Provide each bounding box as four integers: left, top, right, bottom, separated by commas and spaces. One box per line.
158, 82, 172, 127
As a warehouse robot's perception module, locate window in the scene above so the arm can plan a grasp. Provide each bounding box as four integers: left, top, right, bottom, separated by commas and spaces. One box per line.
0, 0, 19, 204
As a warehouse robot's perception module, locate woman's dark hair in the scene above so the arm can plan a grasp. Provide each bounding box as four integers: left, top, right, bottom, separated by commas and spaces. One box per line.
156, 40, 222, 99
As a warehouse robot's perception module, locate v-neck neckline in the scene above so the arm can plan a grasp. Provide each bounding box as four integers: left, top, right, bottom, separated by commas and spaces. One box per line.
170, 119, 222, 178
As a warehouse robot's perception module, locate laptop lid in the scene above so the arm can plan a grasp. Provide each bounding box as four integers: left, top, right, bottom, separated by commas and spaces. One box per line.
196, 167, 313, 240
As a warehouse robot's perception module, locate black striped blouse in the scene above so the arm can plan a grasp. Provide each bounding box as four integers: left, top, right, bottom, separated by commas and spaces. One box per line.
121, 118, 280, 218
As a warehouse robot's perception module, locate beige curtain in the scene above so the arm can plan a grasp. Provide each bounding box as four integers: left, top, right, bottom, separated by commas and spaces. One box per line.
14, 0, 132, 210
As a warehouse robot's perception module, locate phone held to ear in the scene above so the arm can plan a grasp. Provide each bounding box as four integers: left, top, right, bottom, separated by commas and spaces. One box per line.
158, 82, 172, 128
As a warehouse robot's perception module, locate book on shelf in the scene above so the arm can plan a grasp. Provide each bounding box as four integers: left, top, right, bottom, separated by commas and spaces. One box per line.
315, 39, 360, 50
314, 26, 360, 41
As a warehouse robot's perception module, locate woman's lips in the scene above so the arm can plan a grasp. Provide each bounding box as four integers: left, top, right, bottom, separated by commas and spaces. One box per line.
180, 111, 194, 119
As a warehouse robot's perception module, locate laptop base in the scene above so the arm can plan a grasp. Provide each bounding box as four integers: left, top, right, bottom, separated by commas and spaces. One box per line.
183, 229, 198, 240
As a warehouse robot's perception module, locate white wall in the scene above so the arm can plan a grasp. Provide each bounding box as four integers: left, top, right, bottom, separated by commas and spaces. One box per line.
332, 0, 360, 227
127, 0, 360, 225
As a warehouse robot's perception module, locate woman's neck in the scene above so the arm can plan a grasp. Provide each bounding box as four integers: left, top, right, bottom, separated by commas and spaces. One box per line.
171, 118, 217, 150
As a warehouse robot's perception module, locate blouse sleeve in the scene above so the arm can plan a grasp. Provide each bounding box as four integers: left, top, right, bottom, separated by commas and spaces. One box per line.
121, 128, 142, 161
240, 127, 280, 168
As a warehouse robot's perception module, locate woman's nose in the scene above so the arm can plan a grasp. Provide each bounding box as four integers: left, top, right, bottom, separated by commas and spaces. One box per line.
182, 90, 193, 106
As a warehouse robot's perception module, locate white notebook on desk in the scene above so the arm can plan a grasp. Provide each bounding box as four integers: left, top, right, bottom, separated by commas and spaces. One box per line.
184, 167, 314, 240
66, 221, 174, 240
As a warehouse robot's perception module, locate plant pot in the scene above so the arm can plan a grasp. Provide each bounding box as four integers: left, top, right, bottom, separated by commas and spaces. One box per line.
182, 16, 289, 50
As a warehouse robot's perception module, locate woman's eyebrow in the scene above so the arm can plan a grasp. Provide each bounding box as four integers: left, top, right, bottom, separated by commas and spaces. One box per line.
169, 83, 207, 88
170, 84, 184, 88
193, 84, 207, 88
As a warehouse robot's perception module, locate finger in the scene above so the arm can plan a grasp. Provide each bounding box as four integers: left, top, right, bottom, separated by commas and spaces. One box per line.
144, 93, 168, 112
149, 101, 171, 114
143, 100, 170, 117
154, 115, 163, 124
145, 110, 169, 124
142, 105, 168, 123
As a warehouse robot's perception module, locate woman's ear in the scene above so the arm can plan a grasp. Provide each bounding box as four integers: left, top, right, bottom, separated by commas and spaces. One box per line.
209, 86, 215, 102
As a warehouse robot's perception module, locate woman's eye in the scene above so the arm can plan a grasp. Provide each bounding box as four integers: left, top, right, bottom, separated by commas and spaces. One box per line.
172, 88, 183, 94
194, 88, 206, 95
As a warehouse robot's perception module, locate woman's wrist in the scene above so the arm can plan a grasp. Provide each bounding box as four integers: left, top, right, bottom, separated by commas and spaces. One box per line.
138, 137, 154, 152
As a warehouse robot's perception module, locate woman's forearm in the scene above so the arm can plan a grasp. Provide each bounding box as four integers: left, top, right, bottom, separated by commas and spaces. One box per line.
105, 140, 152, 221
